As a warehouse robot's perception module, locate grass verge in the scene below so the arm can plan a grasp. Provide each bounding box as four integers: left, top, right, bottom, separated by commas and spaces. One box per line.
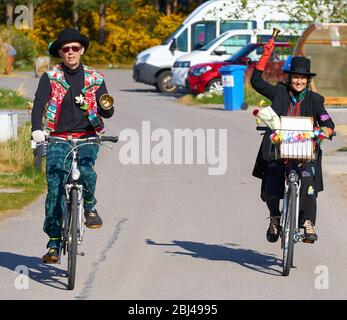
0, 88, 30, 110
179, 82, 271, 107
0, 122, 46, 214
337, 147, 347, 152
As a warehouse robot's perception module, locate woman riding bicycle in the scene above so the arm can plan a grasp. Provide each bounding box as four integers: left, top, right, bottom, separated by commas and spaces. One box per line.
251, 39, 334, 244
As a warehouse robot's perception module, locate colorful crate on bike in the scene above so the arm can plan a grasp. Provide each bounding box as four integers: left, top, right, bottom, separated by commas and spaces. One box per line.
278, 116, 314, 160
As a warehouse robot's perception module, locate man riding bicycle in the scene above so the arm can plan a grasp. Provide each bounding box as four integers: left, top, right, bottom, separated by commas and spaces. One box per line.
31, 28, 115, 263
251, 39, 335, 244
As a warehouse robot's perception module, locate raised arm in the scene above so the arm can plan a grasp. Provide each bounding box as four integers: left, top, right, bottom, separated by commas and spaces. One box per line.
250, 39, 276, 101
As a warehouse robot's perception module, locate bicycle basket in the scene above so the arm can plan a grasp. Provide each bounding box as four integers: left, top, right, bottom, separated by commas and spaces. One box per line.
274, 116, 315, 160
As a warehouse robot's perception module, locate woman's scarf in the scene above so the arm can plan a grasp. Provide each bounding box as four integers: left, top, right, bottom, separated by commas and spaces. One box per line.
287, 88, 307, 116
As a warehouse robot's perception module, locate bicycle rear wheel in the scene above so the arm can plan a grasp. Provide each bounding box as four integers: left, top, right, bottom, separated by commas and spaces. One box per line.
282, 184, 297, 276
67, 188, 78, 290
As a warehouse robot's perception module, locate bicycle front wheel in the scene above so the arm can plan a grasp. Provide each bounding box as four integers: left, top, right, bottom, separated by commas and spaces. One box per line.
282, 183, 297, 276
67, 188, 78, 290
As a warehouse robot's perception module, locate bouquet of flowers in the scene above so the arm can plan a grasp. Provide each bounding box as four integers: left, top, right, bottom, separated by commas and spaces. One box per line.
253, 106, 280, 131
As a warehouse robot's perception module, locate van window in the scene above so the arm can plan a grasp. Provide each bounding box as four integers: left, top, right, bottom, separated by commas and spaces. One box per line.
229, 45, 292, 64
191, 21, 216, 50
257, 35, 299, 44
162, 25, 184, 45
200, 36, 223, 51
221, 20, 256, 33
221, 35, 251, 55
256, 35, 298, 57
264, 21, 309, 33
177, 28, 188, 52
247, 45, 292, 63
255, 35, 297, 60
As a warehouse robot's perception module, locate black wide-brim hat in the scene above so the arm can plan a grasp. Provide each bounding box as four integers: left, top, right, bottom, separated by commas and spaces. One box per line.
48, 28, 89, 58
283, 56, 316, 77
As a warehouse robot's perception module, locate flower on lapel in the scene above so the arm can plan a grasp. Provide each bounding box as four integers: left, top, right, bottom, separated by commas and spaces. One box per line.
75, 94, 85, 106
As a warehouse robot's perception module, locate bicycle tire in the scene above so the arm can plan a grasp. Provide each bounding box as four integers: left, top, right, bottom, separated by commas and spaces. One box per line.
67, 188, 78, 290
282, 183, 297, 276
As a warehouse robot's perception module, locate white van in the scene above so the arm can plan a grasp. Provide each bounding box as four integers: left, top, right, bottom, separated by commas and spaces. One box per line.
133, 0, 310, 93
171, 29, 300, 88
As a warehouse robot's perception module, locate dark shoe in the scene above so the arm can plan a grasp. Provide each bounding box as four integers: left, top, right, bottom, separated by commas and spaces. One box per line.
42, 248, 59, 264
266, 216, 281, 243
84, 208, 103, 229
303, 220, 318, 243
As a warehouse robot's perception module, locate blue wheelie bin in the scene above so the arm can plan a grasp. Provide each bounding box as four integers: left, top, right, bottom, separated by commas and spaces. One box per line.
219, 65, 247, 110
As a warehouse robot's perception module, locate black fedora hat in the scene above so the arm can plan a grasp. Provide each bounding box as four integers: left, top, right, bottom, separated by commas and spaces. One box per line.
284, 56, 316, 77
48, 28, 89, 58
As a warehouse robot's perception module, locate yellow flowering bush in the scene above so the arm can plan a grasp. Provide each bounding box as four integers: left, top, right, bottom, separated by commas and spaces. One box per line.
0, 38, 6, 73
2, 0, 186, 67
153, 14, 185, 40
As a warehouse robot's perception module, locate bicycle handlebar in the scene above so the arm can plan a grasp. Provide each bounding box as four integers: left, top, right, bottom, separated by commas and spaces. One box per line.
256, 126, 336, 137
256, 126, 270, 132
99, 136, 119, 143
33, 135, 119, 147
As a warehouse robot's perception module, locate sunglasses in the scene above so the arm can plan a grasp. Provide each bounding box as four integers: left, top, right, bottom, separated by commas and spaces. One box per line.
60, 45, 82, 53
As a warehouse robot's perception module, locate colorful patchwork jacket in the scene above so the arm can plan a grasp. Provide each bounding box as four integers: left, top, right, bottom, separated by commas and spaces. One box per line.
43, 64, 105, 134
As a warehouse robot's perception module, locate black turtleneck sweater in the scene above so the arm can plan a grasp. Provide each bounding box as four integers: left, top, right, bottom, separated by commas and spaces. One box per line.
31, 63, 114, 133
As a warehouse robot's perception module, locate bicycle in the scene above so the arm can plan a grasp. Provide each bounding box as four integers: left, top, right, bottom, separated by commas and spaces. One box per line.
36, 134, 118, 289
257, 124, 334, 276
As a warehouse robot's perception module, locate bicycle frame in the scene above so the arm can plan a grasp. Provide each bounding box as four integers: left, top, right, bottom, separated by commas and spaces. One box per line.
65, 141, 85, 245
52, 136, 117, 262
281, 166, 304, 245
58, 138, 87, 263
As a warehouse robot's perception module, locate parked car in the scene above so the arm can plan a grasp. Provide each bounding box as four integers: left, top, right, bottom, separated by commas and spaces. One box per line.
133, 0, 309, 93
172, 29, 298, 89
187, 42, 291, 95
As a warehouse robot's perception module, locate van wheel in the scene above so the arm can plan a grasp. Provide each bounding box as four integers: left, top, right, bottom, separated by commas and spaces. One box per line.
206, 78, 223, 95
156, 71, 177, 93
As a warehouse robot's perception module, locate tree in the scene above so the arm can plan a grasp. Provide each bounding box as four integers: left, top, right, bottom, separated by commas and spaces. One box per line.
28, 0, 34, 29
72, 0, 78, 29
6, 0, 14, 26
166, 0, 172, 16
98, 0, 114, 44
99, 1, 105, 44
279, 0, 347, 23
28, 0, 42, 29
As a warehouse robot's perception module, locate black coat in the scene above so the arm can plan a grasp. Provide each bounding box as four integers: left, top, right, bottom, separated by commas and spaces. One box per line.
250, 69, 335, 197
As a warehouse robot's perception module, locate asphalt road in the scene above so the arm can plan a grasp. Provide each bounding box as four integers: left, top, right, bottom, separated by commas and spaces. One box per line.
0, 70, 347, 300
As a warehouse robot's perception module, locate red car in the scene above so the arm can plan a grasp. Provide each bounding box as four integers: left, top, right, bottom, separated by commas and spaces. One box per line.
187, 42, 291, 95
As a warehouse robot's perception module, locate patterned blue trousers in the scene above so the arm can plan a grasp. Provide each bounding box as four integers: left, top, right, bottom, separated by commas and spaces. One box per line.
44, 140, 99, 246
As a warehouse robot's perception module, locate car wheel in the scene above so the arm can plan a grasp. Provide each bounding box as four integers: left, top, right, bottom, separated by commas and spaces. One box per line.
206, 78, 223, 95
156, 70, 178, 93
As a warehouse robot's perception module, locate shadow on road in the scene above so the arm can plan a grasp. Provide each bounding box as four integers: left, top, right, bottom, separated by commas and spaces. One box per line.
0, 251, 68, 290
146, 239, 282, 276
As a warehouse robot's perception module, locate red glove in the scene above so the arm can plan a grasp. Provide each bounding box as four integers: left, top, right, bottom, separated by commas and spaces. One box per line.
256, 39, 275, 71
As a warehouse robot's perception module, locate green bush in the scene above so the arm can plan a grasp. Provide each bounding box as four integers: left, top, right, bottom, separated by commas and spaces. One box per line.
0, 26, 38, 69
0, 88, 30, 110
